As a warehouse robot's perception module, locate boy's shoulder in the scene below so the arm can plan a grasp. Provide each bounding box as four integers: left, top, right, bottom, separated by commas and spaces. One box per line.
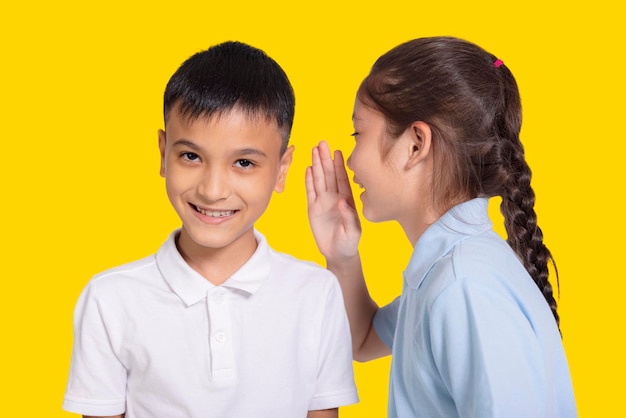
93, 253, 156, 279
86, 253, 159, 293
253, 230, 336, 282
270, 247, 326, 270
266, 245, 338, 286
261, 245, 346, 314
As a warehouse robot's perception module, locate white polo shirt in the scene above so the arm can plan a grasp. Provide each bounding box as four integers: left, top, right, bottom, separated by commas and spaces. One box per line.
63, 230, 358, 417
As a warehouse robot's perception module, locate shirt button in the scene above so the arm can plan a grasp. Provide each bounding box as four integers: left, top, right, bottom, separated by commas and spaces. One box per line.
215, 331, 226, 343
214, 293, 224, 303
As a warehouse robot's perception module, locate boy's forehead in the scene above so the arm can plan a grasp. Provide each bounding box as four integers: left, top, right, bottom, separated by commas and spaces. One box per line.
166, 104, 279, 131
163, 102, 289, 154
164, 105, 286, 152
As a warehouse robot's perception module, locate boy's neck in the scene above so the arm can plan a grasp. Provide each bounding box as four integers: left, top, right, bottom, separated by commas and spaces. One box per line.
175, 228, 258, 286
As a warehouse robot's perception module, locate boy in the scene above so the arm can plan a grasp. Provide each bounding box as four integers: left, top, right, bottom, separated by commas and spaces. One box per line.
63, 41, 358, 418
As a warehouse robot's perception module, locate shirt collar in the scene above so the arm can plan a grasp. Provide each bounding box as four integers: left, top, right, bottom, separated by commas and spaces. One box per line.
405, 198, 493, 289
156, 229, 272, 306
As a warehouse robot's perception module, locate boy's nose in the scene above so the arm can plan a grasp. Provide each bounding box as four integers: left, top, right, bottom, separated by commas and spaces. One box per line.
198, 168, 231, 201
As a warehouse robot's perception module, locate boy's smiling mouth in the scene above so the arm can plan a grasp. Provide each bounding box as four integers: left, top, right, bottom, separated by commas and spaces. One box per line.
190, 204, 237, 218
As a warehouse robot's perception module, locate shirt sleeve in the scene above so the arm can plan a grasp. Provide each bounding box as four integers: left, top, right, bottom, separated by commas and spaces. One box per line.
309, 275, 359, 411
428, 277, 550, 418
63, 280, 127, 416
373, 296, 401, 349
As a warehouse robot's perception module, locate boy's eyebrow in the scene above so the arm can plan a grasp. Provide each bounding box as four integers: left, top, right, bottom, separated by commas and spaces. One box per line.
232, 148, 268, 158
172, 139, 201, 150
172, 140, 268, 158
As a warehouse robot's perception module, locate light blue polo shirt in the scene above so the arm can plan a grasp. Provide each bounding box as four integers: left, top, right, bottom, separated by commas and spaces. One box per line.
374, 198, 576, 417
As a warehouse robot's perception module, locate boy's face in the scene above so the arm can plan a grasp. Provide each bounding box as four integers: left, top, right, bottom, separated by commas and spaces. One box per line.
159, 106, 293, 257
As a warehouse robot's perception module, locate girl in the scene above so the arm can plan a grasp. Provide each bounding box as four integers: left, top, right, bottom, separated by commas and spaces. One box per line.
306, 37, 576, 417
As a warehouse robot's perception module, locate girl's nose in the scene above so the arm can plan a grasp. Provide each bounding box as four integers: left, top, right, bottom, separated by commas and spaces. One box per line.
346, 153, 353, 170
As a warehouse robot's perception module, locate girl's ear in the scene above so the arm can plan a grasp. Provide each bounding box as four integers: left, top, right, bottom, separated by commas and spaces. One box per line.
405, 121, 432, 169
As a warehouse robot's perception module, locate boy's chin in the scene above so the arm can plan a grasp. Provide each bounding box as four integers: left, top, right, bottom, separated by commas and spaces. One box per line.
179, 224, 257, 251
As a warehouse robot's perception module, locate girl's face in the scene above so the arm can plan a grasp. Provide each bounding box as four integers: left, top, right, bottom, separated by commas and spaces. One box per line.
347, 97, 409, 223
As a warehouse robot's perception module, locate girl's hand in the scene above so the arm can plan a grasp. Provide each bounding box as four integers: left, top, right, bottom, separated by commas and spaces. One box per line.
306, 141, 361, 262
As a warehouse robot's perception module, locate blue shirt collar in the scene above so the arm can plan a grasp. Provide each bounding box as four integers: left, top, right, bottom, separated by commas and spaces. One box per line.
155, 229, 271, 306
405, 198, 493, 289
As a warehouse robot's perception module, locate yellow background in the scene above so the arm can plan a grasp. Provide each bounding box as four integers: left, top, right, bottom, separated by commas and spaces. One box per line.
1, 1, 622, 416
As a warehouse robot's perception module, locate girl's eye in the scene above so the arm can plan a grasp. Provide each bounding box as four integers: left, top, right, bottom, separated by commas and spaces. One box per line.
350, 132, 359, 138
234, 159, 254, 169
181, 152, 200, 162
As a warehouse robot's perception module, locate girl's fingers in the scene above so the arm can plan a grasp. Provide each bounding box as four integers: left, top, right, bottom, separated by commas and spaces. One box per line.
339, 199, 361, 237
310, 141, 350, 198
305, 166, 317, 203
333, 150, 352, 199
318, 141, 338, 193
310, 145, 328, 194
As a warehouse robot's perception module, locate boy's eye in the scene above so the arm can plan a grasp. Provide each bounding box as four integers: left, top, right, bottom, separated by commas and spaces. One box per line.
181, 152, 200, 161
350, 132, 359, 138
234, 159, 254, 169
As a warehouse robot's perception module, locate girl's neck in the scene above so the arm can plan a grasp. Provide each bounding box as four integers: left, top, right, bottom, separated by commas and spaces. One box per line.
399, 205, 441, 247
403, 196, 472, 245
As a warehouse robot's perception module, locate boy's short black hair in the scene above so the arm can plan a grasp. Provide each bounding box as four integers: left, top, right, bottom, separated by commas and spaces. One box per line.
163, 41, 295, 153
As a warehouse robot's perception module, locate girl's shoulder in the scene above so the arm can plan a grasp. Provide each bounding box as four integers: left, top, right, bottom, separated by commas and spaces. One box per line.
421, 230, 530, 301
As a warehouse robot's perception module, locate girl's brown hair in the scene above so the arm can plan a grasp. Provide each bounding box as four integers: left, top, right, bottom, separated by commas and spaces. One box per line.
360, 36, 559, 327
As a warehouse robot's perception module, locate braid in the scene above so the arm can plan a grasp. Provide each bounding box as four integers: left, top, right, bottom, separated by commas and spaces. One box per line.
496, 66, 561, 330
500, 142, 560, 328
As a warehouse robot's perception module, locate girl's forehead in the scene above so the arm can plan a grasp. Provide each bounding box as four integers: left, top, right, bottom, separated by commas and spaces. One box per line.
353, 99, 384, 122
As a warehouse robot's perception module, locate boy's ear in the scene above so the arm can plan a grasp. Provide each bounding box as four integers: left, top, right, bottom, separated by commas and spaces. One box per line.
405, 121, 432, 170
274, 145, 295, 193
158, 129, 166, 177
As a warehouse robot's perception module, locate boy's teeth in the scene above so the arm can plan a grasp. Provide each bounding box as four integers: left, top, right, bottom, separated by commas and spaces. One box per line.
196, 206, 234, 217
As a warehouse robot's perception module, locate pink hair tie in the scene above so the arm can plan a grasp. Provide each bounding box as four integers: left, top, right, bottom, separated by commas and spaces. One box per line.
493, 59, 504, 68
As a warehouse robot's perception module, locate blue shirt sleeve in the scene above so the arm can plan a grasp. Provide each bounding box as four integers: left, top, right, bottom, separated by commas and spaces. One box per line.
373, 296, 401, 349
